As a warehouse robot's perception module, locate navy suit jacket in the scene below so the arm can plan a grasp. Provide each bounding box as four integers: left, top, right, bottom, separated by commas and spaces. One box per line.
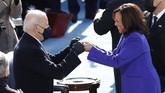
147, 12, 165, 91
0, 77, 19, 93
147, 12, 165, 73
13, 33, 81, 93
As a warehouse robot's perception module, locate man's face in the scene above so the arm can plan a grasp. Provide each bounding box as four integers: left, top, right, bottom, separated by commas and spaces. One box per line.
153, 0, 162, 7
36, 17, 51, 41
145, 0, 155, 12
35, 17, 48, 41
145, 0, 162, 12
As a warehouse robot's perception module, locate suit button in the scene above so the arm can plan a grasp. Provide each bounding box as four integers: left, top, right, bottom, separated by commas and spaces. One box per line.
151, 49, 154, 52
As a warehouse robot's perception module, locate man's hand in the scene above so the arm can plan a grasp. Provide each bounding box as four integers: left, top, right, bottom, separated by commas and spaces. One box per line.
69, 37, 80, 48
71, 42, 84, 55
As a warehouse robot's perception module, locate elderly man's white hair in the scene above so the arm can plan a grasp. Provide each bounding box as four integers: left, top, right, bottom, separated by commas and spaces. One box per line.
23, 9, 47, 32
0, 51, 9, 78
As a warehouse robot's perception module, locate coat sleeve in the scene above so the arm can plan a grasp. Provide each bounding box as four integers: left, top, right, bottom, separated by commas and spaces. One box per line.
93, 6, 114, 35
10, 0, 22, 18
48, 47, 70, 64
93, 0, 122, 35
23, 47, 81, 80
87, 33, 148, 68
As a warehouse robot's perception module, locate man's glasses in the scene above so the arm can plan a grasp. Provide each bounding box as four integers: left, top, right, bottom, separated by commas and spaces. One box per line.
36, 24, 46, 30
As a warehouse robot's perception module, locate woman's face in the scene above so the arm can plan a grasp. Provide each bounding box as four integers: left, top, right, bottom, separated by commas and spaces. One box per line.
114, 12, 125, 34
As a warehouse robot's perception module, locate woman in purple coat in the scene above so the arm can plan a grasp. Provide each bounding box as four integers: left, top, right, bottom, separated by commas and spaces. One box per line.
83, 3, 161, 93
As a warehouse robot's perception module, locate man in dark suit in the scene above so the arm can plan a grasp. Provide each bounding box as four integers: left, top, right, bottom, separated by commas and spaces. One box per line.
13, 10, 84, 93
93, 0, 146, 93
145, 0, 165, 92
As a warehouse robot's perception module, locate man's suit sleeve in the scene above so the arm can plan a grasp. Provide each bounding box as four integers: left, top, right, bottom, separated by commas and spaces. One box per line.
93, 1, 119, 35
49, 47, 70, 64
50, 51, 81, 80
93, 8, 115, 35
23, 47, 81, 80
14, 34, 81, 81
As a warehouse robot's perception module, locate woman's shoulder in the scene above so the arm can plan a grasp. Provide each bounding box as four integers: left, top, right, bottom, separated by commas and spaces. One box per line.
125, 32, 145, 41
130, 31, 143, 36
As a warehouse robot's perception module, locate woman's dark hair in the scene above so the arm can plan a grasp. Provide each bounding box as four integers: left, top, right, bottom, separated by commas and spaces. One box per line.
112, 3, 149, 37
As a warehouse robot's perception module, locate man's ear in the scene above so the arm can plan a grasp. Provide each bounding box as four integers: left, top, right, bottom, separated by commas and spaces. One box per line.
35, 24, 41, 33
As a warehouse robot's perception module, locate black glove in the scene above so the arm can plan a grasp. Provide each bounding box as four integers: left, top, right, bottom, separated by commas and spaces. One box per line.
71, 42, 84, 55
69, 37, 80, 48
